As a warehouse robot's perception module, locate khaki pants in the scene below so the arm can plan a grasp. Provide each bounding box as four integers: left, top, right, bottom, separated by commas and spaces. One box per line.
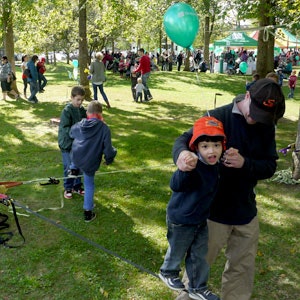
176, 217, 259, 300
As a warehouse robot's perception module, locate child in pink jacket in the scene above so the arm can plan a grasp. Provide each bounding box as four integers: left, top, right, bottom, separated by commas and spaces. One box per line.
288, 70, 297, 98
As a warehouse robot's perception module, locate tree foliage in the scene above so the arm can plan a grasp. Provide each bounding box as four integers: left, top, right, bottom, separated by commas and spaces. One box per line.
1, 0, 299, 71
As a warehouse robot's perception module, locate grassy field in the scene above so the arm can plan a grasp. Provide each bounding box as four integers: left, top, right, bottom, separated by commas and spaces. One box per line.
0, 63, 299, 299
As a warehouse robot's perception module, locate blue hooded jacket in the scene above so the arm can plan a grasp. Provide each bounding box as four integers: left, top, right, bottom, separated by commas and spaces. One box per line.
70, 118, 117, 176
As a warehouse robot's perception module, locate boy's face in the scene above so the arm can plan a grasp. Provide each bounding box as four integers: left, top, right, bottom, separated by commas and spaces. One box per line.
71, 95, 84, 108
196, 140, 223, 165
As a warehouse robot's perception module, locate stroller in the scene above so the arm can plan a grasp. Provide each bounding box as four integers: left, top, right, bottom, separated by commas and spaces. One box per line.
226, 59, 238, 75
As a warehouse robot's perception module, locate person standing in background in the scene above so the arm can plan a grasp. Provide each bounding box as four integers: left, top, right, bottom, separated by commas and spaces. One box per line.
21, 55, 29, 98
133, 48, 153, 101
288, 70, 297, 99
37, 57, 47, 93
27, 55, 39, 103
177, 51, 183, 71
90, 52, 111, 108
0, 56, 19, 100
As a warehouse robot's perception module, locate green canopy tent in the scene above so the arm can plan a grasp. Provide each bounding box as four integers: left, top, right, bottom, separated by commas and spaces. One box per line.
214, 32, 258, 48
275, 28, 299, 48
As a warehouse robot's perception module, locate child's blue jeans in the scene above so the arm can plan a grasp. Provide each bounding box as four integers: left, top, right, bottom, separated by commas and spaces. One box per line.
288, 88, 295, 98
83, 172, 95, 211
61, 151, 82, 190
160, 218, 210, 292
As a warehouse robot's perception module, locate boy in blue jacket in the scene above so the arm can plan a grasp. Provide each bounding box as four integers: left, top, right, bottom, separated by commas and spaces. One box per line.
159, 116, 225, 300
70, 100, 117, 222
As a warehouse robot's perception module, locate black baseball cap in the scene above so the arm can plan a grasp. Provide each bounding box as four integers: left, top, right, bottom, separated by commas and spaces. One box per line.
249, 78, 285, 125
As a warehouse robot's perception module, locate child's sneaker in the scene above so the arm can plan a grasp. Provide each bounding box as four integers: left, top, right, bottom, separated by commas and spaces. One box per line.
84, 210, 96, 222
73, 187, 85, 196
158, 272, 185, 291
64, 189, 73, 199
189, 289, 220, 300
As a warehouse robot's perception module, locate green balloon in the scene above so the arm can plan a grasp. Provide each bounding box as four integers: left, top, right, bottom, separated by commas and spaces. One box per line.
239, 62, 248, 73
164, 2, 199, 48
295, 55, 299, 61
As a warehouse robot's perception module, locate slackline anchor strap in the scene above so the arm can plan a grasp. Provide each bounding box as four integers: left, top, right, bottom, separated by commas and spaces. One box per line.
0, 196, 25, 248
39, 177, 60, 186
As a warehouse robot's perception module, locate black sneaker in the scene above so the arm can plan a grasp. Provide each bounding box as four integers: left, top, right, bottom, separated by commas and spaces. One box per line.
158, 272, 185, 291
84, 210, 96, 222
189, 289, 220, 300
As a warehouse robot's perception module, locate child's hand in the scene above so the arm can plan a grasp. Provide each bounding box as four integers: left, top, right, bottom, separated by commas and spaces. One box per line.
176, 151, 198, 171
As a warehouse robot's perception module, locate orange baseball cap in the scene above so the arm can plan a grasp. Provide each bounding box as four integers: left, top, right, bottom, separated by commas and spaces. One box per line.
189, 116, 226, 151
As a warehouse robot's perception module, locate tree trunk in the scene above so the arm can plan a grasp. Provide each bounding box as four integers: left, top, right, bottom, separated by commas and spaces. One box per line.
292, 108, 300, 180
78, 0, 92, 100
203, 16, 210, 63
159, 28, 162, 56
2, 0, 20, 95
183, 49, 191, 71
256, 0, 276, 78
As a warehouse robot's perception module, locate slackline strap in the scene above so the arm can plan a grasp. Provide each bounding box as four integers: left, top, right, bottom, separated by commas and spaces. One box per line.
0, 197, 25, 248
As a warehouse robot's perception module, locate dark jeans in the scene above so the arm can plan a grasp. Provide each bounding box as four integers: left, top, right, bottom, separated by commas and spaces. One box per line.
38, 73, 47, 91
61, 151, 82, 190
141, 72, 152, 101
92, 83, 109, 104
22, 78, 28, 94
160, 218, 210, 292
28, 80, 39, 103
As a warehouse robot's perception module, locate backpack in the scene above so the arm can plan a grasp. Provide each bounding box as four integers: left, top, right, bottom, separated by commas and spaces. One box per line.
23, 68, 32, 78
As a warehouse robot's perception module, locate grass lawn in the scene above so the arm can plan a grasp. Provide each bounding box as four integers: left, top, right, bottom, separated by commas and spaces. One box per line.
0, 63, 299, 299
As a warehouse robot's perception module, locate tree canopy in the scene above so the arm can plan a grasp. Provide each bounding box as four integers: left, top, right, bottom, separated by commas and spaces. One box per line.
1, 0, 299, 74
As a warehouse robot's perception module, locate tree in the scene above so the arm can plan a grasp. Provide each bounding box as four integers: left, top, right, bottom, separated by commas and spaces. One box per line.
78, 0, 92, 100
1, 0, 20, 94
256, 0, 276, 78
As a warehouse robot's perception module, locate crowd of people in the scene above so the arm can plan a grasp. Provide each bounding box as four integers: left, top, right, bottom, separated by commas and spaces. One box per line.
89, 48, 154, 104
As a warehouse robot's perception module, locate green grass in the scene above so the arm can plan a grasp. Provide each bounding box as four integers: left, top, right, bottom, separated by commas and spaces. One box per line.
0, 63, 299, 299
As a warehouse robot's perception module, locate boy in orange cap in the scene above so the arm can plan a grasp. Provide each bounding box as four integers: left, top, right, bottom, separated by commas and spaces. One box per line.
159, 116, 225, 300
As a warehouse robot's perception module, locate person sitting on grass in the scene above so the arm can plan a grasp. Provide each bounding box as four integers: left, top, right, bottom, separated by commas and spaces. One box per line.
70, 100, 117, 222
159, 116, 225, 300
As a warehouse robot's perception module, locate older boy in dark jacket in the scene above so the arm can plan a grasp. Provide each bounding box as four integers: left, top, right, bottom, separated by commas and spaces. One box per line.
58, 86, 87, 200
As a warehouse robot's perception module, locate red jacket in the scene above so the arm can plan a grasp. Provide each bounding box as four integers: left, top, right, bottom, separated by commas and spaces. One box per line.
37, 61, 46, 74
288, 74, 297, 88
135, 55, 151, 74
